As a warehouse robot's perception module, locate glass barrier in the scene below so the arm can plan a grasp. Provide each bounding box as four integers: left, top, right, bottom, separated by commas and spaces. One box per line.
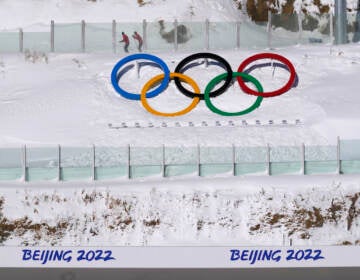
177, 21, 206, 51
240, 21, 268, 49
0, 148, 22, 180
209, 22, 237, 50
340, 139, 360, 174
115, 22, 143, 53
86, 23, 113, 53
146, 20, 174, 52
23, 32, 51, 52
352, 11, 360, 43
164, 146, 198, 177
270, 146, 302, 175
95, 147, 128, 180
0, 31, 19, 52
305, 145, 337, 174
200, 146, 233, 176
271, 13, 300, 47
300, 13, 332, 45
130, 146, 162, 178
27, 147, 58, 181
54, 23, 82, 52
60, 147, 92, 181
235, 146, 267, 175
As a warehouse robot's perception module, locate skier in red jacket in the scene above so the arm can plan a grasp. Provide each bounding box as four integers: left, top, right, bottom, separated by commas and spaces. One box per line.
119, 32, 129, 53
132, 31, 143, 52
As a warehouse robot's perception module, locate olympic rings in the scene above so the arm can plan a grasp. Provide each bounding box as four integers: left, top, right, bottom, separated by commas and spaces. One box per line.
174, 53, 233, 100
204, 72, 263, 116
237, 53, 296, 97
110, 52, 298, 117
141, 73, 201, 117
111, 53, 170, 100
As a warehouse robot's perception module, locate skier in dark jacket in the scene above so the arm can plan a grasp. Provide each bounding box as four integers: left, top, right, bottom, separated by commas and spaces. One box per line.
119, 32, 130, 53
132, 31, 143, 52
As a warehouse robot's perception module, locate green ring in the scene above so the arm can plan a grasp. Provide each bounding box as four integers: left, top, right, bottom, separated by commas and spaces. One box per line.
204, 72, 264, 116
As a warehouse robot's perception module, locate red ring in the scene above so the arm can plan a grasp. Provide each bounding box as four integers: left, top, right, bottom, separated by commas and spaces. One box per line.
237, 53, 296, 98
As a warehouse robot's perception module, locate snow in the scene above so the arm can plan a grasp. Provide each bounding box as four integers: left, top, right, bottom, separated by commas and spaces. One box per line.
1, 0, 360, 247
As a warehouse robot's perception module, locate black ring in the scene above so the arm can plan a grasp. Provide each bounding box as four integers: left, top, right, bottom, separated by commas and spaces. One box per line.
174, 53, 233, 100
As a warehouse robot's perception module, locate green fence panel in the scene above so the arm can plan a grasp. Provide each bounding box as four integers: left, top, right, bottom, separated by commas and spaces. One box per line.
23, 31, 51, 52
95, 166, 127, 180
177, 21, 205, 51
130, 165, 162, 178
54, 23, 82, 52
0, 31, 19, 52
235, 163, 267, 175
27, 147, 58, 181
0, 168, 22, 181
240, 21, 268, 49
60, 147, 92, 180
146, 20, 174, 52
165, 164, 197, 177
200, 164, 233, 176
115, 22, 143, 53
209, 22, 236, 50
86, 23, 113, 52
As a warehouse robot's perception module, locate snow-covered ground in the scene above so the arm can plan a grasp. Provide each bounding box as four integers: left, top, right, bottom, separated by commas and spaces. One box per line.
1, 0, 360, 246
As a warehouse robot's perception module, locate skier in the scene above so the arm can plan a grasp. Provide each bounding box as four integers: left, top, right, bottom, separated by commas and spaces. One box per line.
132, 31, 143, 52
119, 32, 130, 53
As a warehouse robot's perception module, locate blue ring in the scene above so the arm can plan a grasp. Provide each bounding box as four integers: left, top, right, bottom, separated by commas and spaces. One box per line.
110, 53, 170, 101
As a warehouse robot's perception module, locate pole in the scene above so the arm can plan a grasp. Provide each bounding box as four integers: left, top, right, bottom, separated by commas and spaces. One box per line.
112, 20, 116, 54
162, 144, 166, 178
22, 145, 27, 182
81, 20, 86, 52
267, 144, 271, 175
142, 19, 147, 51
334, 0, 348, 44
301, 143, 305, 175
51, 20, 55, 52
198, 145, 201, 177
232, 144, 236, 176
267, 10, 272, 49
19, 28, 23, 53
236, 21, 241, 49
337, 136, 341, 174
92, 145, 96, 181
174, 19, 178, 51
205, 19, 210, 50
58, 145, 61, 181
298, 11, 303, 44
128, 145, 131, 179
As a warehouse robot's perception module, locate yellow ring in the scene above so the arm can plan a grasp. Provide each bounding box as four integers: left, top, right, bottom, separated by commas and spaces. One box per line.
140, 72, 201, 117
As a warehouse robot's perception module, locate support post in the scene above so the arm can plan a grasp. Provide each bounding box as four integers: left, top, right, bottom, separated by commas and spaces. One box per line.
142, 19, 147, 51
232, 144, 236, 176
298, 11, 303, 44
197, 144, 201, 177
267, 144, 271, 175
267, 10, 272, 49
19, 28, 23, 53
81, 20, 85, 52
58, 145, 61, 181
236, 21, 241, 49
205, 19, 210, 50
112, 20, 116, 54
51, 20, 55, 52
330, 12, 334, 45
22, 145, 27, 182
337, 136, 341, 174
128, 145, 131, 179
92, 145, 96, 181
301, 143, 305, 175
174, 19, 178, 51
162, 144, 166, 178
334, 0, 348, 44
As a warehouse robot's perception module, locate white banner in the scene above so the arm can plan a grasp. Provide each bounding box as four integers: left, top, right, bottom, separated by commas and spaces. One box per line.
0, 246, 359, 268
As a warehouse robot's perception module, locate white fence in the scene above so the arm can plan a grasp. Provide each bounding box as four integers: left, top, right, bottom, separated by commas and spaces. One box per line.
0, 138, 359, 182
1, 11, 359, 53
